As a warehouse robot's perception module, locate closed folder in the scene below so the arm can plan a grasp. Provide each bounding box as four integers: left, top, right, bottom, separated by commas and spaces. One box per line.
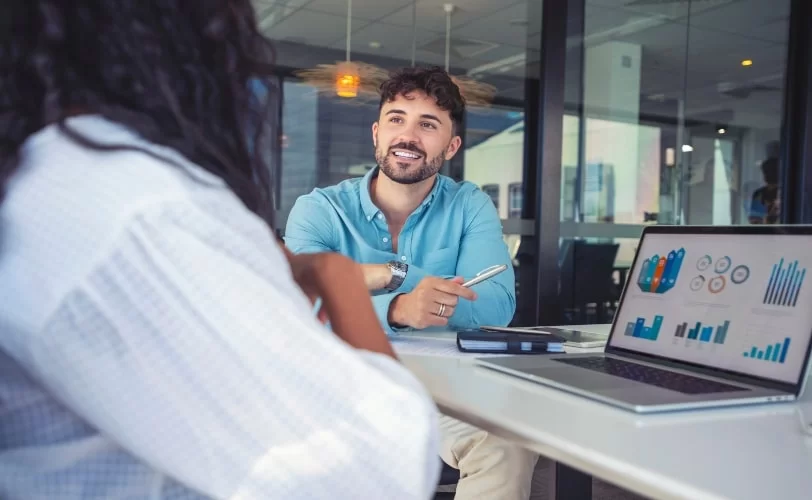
456, 329, 566, 354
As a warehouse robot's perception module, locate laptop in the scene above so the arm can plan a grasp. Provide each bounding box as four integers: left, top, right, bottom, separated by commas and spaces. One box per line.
477, 225, 812, 413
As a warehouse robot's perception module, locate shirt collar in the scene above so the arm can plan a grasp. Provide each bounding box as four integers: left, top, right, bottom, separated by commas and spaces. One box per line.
360, 167, 381, 220
360, 166, 444, 221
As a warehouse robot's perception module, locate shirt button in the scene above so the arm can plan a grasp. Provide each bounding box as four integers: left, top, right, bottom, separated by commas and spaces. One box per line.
377, 214, 384, 220
382, 237, 389, 243
367, 216, 372, 221
401, 256, 407, 261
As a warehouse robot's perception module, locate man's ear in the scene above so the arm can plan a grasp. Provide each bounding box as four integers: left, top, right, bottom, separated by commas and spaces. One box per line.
371, 122, 378, 147
444, 135, 463, 161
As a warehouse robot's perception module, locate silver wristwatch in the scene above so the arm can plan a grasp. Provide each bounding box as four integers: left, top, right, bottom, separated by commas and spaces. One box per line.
384, 260, 408, 291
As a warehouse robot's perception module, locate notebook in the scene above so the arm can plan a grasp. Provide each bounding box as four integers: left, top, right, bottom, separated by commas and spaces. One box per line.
480, 325, 608, 348
457, 329, 566, 354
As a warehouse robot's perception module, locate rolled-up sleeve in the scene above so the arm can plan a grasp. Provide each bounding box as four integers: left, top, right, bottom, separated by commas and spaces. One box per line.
369, 262, 435, 335
6, 196, 440, 500
448, 192, 516, 329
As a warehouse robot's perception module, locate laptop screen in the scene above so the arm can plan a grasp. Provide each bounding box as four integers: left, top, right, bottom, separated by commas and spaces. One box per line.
609, 230, 812, 384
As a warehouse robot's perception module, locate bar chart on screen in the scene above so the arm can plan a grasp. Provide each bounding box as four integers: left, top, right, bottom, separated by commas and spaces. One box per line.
623, 315, 664, 341
674, 319, 730, 344
763, 258, 806, 307
742, 337, 791, 364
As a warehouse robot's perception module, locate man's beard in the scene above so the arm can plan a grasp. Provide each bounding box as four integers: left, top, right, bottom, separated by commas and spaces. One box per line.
375, 141, 447, 185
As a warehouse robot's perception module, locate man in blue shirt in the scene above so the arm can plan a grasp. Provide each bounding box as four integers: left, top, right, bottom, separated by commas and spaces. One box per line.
285, 69, 515, 335
285, 67, 536, 500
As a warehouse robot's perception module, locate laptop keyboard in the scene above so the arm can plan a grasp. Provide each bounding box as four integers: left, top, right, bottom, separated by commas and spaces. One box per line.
555, 357, 748, 395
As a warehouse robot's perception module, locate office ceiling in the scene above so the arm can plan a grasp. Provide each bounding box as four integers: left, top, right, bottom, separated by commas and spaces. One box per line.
254, 0, 790, 130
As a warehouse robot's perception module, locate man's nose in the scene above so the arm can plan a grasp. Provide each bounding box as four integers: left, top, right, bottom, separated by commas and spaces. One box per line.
395, 122, 421, 144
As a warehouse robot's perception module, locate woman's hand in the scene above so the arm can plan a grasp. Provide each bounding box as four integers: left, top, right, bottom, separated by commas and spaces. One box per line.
281, 246, 330, 323
278, 244, 396, 358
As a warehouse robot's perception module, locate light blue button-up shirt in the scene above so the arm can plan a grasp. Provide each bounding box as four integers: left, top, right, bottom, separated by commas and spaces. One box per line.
284, 167, 516, 334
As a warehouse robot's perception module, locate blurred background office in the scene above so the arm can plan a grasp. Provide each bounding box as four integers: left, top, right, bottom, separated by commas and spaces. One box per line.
258, 0, 812, 326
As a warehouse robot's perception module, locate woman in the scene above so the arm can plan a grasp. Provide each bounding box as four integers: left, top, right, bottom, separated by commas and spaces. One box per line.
0, 1, 439, 499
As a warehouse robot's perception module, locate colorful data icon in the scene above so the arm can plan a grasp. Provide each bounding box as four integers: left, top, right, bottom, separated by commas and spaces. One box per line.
731, 264, 750, 284
696, 255, 712, 271
708, 275, 726, 294
690, 275, 706, 291
715, 256, 732, 274
637, 248, 685, 294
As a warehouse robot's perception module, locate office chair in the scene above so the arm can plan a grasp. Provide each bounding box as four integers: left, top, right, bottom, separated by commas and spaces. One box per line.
559, 240, 621, 323
439, 461, 460, 484
433, 461, 460, 500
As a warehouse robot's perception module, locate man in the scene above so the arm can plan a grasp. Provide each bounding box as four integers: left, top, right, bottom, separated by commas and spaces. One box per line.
285, 66, 537, 500
749, 157, 780, 224
0, 2, 439, 499
285, 66, 515, 333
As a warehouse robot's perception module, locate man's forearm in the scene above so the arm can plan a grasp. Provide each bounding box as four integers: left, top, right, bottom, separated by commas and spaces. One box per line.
448, 282, 515, 328
361, 263, 392, 291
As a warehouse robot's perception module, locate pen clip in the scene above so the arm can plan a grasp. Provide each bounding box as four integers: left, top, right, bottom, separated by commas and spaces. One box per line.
476, 264, 503, 276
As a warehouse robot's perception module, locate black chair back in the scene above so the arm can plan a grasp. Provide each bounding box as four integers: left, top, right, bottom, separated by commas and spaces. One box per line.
559, 240, 620, 313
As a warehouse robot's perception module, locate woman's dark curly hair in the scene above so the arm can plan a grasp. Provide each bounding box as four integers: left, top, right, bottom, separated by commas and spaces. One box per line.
378, 66, 465, 134
0, 0, 278, 223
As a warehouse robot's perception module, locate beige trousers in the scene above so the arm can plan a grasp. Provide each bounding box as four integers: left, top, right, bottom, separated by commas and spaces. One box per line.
438, 415, 538, 500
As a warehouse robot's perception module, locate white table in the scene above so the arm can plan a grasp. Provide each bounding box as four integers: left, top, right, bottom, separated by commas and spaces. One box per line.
395, 325, 812, 500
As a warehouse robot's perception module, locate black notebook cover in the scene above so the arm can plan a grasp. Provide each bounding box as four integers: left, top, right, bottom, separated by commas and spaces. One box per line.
456, 329, 567, 354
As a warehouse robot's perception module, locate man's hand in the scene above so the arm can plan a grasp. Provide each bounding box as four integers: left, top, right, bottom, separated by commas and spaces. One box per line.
360, 263, 392, 291
388, 276, 477, 329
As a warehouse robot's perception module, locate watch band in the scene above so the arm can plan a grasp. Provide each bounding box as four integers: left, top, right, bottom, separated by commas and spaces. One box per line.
384, 260, 408, 291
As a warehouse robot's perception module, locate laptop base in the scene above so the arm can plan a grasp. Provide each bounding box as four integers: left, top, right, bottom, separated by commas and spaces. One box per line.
477, 353, 795, 414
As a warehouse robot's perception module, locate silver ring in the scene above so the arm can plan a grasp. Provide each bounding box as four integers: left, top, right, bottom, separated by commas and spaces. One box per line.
437, 303, 446, 317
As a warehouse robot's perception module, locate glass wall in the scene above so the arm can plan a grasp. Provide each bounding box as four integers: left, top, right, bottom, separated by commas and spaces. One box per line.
558, 0, 792, 324
262, 0, 540, 322
262, 0, 536, 221
260, 0, 805, 326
